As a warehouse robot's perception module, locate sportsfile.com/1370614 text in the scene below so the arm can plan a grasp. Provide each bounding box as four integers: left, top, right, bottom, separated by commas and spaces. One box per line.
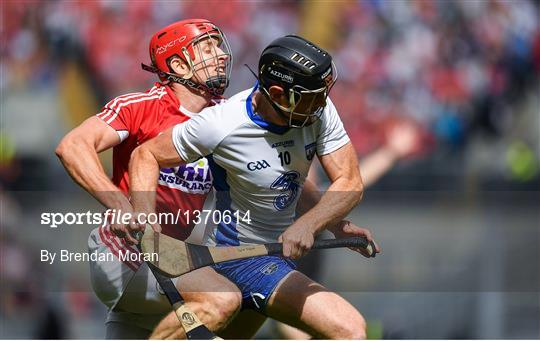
40, 209, 252, 228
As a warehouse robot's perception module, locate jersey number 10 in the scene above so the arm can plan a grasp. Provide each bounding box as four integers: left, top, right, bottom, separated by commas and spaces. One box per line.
278, 151, 291, 166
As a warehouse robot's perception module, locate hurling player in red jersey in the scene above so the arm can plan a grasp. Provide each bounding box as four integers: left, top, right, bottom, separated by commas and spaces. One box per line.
56, 19, 247, 339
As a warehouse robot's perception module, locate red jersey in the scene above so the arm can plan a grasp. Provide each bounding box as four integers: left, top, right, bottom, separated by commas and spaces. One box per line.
95, 82, 216, 270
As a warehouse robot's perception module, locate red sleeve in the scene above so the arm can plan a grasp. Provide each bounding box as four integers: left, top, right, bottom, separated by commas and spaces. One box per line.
95, 96, 133, 133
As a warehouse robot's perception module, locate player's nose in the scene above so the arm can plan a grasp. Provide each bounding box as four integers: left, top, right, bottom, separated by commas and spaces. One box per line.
219, 53, 229, 65
215, 47, 229, 62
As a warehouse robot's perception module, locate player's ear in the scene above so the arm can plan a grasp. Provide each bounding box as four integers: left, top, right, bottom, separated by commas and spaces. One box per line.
169, 56, 190, 78
268, 85, 287, 105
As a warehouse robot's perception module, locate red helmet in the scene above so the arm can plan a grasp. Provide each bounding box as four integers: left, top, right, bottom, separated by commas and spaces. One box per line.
142, 19, 232, 95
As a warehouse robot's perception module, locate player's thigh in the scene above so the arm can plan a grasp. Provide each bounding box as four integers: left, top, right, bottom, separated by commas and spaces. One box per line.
218, 310, 267, 339
176, 266, 242, 315
105, 321, 151, 339
266, 271, 366, 339
176, 265, 240, 294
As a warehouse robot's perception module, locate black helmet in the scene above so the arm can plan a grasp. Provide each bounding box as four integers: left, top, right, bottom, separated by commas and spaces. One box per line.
257, 35, 337, 128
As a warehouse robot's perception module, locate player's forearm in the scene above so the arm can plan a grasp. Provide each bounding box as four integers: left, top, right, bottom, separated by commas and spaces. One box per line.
358, 147, 398, 187
298, 177, 363, 236
128, 145, 160, 214
56, 138, 130, 210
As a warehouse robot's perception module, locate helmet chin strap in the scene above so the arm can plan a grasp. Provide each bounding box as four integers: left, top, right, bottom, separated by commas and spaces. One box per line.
141, 63, 226, 96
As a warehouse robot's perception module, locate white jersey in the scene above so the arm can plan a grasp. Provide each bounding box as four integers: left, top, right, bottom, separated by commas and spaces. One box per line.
172, 84, 350, 245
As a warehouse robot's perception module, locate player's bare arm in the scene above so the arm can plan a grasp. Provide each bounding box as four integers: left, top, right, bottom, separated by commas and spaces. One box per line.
279, 142, 364, 259
56, 116, 138, 244
56, 117, 125, 206
128, 126, 185, 232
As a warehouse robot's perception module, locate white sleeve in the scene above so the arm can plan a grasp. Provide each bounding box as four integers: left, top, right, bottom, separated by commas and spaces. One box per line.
171, 106, 226, 162
116, 130, 129, 142
316, 98, 350, 156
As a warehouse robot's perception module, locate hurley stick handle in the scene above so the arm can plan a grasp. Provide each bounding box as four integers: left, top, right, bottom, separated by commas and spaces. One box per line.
265, 237, 376, 257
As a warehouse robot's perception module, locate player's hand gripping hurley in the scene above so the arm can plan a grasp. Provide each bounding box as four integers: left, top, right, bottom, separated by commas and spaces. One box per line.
140, 225, 377, 278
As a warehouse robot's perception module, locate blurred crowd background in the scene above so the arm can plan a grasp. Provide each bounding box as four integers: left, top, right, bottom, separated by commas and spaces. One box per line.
1, 0, 539, 339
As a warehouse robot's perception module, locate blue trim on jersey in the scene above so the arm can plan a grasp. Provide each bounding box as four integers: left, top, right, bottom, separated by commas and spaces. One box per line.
246, 82, 290, 135
207, 155, 240, 246
207, 154, 229, 191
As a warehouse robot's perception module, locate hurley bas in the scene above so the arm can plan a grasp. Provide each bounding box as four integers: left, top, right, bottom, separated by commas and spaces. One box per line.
40, 249, 158, 264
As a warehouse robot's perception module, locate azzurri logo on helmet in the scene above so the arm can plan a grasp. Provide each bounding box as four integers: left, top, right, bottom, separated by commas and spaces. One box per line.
258, 35, 337, 128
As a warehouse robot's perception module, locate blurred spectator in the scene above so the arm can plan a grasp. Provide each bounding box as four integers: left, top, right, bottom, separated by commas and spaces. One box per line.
3, 1, 538, 159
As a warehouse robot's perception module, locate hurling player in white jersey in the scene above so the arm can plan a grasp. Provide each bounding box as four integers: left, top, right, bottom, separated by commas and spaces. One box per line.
129, 35, 381, 339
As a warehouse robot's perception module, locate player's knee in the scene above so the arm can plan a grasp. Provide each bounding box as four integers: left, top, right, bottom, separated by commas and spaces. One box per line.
349, 323, 367, 340
341, 314, 367, 339
327, 310, 366, 339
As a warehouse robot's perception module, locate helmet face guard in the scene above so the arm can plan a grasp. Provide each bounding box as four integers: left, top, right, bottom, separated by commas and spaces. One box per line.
262, 61, 337, 128
176, 29, 232, 95
257, 35, 338, 128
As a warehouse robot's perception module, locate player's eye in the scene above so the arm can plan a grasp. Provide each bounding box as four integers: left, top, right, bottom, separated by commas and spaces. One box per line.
203, 42, 214, 53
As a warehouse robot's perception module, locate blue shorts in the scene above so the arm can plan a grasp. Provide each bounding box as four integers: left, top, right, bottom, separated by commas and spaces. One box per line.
212, 255, 296, 313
